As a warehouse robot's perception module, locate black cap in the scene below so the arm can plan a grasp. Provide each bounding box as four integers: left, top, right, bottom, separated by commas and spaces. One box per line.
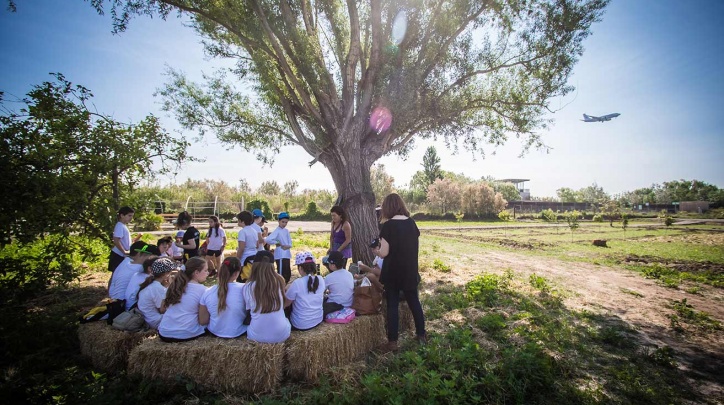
369, 238, 381, 248
253, 250, 274, 263
326, 251, 345, 268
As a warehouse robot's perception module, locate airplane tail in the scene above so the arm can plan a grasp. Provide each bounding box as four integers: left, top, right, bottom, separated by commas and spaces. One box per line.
583, 113, 591, 120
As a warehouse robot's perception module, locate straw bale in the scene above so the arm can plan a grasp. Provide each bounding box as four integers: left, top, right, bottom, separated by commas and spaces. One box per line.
284, 314, 385, 382
127, 335, 284, 394
78, 322, 156, 373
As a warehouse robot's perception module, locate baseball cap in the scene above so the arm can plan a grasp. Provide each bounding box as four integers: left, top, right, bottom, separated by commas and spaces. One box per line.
152, 258, 177, 275
278, 212, 290, 220
176, 230, 185, 238
294, 251, 316, 266
134, 243, 160, 256
251, 208, 264, 218
369, 238, 381, 248
324, 251, 345, 268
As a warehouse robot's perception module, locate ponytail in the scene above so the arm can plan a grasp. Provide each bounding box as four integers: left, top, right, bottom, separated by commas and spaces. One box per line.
300, 262, 319, 293
165, 256, 205, 306
217, 257, 241, 313
136, 274, 155, 302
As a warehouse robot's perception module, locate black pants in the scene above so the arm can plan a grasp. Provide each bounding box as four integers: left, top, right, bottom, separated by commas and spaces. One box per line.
385, 288, 425, 341
159, 331, 207, 343
276, 258, 291, 283
108, 251, 126, 272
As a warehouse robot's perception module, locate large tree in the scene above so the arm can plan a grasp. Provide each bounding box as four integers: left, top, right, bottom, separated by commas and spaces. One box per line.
85, 0, 608, 260
422, 146, 442, 186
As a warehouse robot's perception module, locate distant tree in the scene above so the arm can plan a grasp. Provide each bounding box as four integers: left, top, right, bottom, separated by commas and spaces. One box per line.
460, 182, 507, 217
283, 180, 299, 198
557, 187, 579, 202
621, 213, 629, 239
258, 180, 281, 196
498, 210, 512, 237
602, 201, 620, 227
370, 164, 396, 204
427, 178, 462, 215
564, 210, 581, 242
492, 182, 521, 202
592, 213, 604, 229
422, 146, 442, 187
238, 179, 252, 194
661, 179, 723, 204
578, 182, 608, 204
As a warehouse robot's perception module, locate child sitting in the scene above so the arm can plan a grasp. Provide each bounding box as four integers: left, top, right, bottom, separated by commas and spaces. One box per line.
284, 252, 325, 331
137, 258, 177, 329
199, 257, 247, 338
242, 254, 291, 343
322, 251, 354, 316
356, 238, 384, 291
158, 236, 174, 258
125, 256, 158, 310
158, 257, 209, 342
108, 241, 159, 301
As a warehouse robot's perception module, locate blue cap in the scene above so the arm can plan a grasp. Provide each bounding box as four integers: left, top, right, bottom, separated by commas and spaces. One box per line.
252, 208, 264, 218
278, 212, 290, 220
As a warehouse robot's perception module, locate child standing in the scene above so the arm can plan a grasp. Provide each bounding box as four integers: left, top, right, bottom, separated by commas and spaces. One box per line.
158, 256, 209, 342
242, 260, 291, 343
108, 241, 158, 300
285, 252, 325, 331
199, 257, 247, 338
251, 209, 266, 251
137, 258, 177, 330
174, 211, 200, 261
265, 212, 293, 283
322, 251, 355, 315
204, 215, 227, 277
108, 206, 134, 273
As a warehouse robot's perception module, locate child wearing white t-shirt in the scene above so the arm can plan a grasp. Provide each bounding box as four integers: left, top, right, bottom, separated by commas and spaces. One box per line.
243, 260, 290, 343
356, 238, 384, 291
108, 241, 158, 301
137, 258, 177, 329
125, 256, 158, 310
265, 212, 293, 283
204, 215, 227, 277
199, 257, 247, 338
322, 251, 355, 315
158, 257, 209, 342
285, 252, 325, 331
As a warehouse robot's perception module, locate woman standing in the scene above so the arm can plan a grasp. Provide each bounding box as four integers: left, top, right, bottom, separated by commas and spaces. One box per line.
329, 205, 352, 268
377, 193, 426, 352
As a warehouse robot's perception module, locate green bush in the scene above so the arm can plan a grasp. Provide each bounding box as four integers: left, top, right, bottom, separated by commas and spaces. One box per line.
246, 199, 273, 219
133, 212, 163, 231
292, 201, 328, 221
432, 258, 451, 273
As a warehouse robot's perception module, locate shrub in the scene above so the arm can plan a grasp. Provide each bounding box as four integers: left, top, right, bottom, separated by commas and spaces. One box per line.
133, 212, 163, 231
246, 199, 273, 219
432, 258, 451, 273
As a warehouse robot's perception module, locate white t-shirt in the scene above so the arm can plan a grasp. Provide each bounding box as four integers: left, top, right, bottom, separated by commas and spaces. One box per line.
124, 271, 150, 310
250, 223, 264, 251
200, 283, 248, 338
243, 282, 290, 343
206, 227, 227, 251
324, 269, 355, 308
171, 243, 184, 259
108, 259, 142, 300
112, 221, 131, 256
285, 275, 325, 330
137, 280, 167, 329
265, 227, 292, 260
238, 226, 258, 263
158, 282, 208, 339
373, 256, 384, 270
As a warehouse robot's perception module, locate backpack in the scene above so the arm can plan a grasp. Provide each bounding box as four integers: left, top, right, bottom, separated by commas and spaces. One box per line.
105, 299, 127, 325
112, 308, 146, 332
352, 277, 383, 315
325, 307, 356, 324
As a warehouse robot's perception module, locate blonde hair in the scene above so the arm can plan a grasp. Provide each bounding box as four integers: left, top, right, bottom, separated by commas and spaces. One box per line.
249, 262, 285, 314
164, 257, 206, 306
217, 257, 241, 313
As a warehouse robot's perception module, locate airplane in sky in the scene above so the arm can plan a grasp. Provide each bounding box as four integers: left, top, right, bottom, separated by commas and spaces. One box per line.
582, 113, 621, 122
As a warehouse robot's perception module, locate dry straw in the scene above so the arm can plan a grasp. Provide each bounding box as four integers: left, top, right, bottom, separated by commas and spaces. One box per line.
78, 322, 156, 373
285, 314, 386, 382
127, 335, 285, 394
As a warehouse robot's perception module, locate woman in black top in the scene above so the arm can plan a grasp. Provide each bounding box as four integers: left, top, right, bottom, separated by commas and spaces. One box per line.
377, 193, 426, 352
175, 211, 200, 262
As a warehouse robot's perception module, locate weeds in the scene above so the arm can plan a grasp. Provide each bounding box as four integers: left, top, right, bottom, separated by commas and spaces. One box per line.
432, 258, 451, 273
668, 298, 722, 332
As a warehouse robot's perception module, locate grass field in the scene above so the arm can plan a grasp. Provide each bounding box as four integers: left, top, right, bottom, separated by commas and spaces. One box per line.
1, 220, 722, 404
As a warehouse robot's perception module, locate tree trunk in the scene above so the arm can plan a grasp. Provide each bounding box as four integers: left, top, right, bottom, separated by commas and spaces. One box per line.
322, 150, 378, 265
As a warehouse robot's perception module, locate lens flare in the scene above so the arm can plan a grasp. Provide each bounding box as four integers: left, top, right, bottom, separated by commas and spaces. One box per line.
391, 11, 407, 45
369, 106, 392, 133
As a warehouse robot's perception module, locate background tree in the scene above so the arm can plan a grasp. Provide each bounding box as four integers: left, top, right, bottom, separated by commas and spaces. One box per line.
579, 182, 609, 205
370, 164, 396, 204
258, 180, 281, 196
283, 180, 299, 198
602, 200, 620, 227
564, 210, 580, 242
427, 178, 462, 215
557, 187, 580, 202
460, 182, 507, 218
491, 182, 521, 202
0, 74, 190, 295
422, 146, 442, 186
87, 0, 608, 261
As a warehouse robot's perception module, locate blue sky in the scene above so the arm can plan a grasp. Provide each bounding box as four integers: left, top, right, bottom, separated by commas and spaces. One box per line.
1, 0, 723, 198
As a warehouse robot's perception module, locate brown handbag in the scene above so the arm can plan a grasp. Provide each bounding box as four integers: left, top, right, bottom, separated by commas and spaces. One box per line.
352, 279, 383, 315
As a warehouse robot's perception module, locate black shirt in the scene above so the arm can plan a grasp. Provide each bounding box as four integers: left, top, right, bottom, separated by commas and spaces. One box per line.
183, 226, 201, 259
379, 217, 421, 290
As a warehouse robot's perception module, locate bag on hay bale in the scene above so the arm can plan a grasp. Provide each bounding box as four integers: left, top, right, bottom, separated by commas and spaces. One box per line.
112, 308, 146, 332
105, 299, 126, 325
325, 307, 356, 324
352, 277, 382, 315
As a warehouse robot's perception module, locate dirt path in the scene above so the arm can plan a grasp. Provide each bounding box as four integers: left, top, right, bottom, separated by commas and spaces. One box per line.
437, 249, 724, 402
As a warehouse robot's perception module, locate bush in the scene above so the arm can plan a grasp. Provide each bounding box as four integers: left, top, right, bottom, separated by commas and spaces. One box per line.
246, 199, 273, 219
133, 212, 163, 231
292, 201, 328, 221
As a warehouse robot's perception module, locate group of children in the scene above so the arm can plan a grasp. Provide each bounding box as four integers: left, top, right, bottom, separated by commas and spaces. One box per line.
106, 207, 381, 344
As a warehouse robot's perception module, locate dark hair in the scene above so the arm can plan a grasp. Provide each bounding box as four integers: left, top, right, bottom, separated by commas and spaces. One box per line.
165, 256, 206, 306
299, 262, 320, 294
236, 211, 253, 226
177, 211, 193, 227
142, 257, 159, 274
128, 240, 147, 257
208, 215, 221, 237
117, 206, 135, 217
157, 236, 173, 246
330, 205, 347, 224
381, 193, 410, 220
217, 257, 242, 312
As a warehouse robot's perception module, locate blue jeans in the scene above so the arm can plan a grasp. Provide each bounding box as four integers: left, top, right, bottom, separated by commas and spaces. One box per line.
385, 288, 425, 341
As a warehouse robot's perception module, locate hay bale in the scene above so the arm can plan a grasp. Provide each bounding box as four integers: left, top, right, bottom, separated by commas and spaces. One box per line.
127, 335, 284, 394
284, 314, 386, 382
78, 322, 156, 373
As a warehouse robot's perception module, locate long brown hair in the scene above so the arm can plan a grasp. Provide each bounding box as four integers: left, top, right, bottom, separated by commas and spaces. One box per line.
249, 262, 285, 313
165, 256, 206, 306
381, 193, 410, 220
330, 205, 347, 226
217, 257, 241, 313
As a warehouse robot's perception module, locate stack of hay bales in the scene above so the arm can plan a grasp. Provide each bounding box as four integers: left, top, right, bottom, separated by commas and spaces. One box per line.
78, 322, 156, 373
285, 314, 386, 382
127, 336, 285, 394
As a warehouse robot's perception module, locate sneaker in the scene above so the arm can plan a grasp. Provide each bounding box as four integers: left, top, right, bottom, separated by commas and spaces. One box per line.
375, 340, 399, 354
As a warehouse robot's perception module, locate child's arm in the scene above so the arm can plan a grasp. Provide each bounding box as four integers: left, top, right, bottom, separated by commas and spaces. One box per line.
112, 237, 127, 255
198, 305, 210, 326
